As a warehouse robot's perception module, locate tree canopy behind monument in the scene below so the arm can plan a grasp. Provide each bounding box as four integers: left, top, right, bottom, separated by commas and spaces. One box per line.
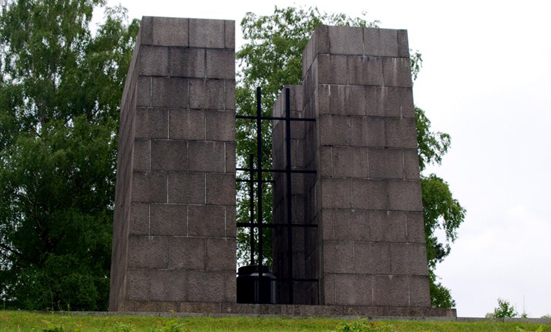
0, 0, 138, 310
235, 6, 466, 308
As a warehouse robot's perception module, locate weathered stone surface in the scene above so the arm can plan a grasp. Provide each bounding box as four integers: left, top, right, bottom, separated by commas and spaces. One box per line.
323, 241, 354, 273
127, 235, 167, 269
205, 111, 235, 141
372, 275, 409, 306
188, 271, 235, 302
317, 54, 347, 84
328, 26, 364, 55
167, 172, 205, 204
206, 49, 235, 79
206, 238, 236, 271
410, 275, 431, 307
364, 28, 398, 57
132, 171, 167, 203
189, 19, 225, 48
391, 243, 429, 275
388, 180, 423, 211
385, 118, 418, 149
331, 146, 368, 178
126, 269, 149, 301
406, 212, 425, 243
135, 109, 168, 139
169, 110, 205, 140
369, 210, 407, 242
150, 204, 187, 236
170, 48, 205, 78
347, 56, 384, 86
133, 139, 150, 170
188, 141, 225, 172
151, 17, 189, 47
168, 237, 206, 270
189, 79, 225, 110
206, 173, 236, 205
382, 57, 412, 87
354, 242, 391, 274
149, 269, 187, 301
151, 139, 188, 171
188, 205, 226, 237
368, 148, 403, 179
151, 77, 189, 108
139, 46, 169, 76
129, 203, 149, 235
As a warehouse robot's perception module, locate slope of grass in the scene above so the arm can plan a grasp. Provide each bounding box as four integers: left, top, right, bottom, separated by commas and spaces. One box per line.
0, 311, 550, 332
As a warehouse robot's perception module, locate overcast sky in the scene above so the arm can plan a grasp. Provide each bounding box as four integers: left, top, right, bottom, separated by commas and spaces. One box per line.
102, 0, 551, 318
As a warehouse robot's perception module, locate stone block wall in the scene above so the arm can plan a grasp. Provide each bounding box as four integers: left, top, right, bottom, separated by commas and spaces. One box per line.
109, 17, 236, 311
273, 26, 430, 307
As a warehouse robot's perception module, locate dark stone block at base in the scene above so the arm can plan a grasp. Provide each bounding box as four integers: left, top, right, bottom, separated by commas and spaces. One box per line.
117, 301, 457, 318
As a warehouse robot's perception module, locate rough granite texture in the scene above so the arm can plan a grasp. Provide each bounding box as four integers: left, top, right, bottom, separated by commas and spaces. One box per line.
109, 17, 236, 311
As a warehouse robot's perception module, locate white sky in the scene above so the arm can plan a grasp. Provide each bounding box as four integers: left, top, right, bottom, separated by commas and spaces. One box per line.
103, 0, 551, 318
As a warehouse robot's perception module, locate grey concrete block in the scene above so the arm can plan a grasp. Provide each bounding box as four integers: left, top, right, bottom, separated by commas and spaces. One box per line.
225, 142, 236, 173
206, 49, 235, 79
391, 243, 428, 275
189, 79, 225, 110
151, 17, 189, 47
318, 85, 366, 116
225, 206, 236, 238
130, 203, 149, 235
368, 148, 403, 179
127, 235, 167, 268
133, 139, 150, 170
366, 86, 414, 118
364, 117, 386, 147
151, 77, 189, 108
205, 111, 235, 141
225, 81, 235, 110
388, 180, 423, 211
364, 28, 398, 57
225, 21, 235, 49
132, 171, 167, 203
328, 26, 364, 55
169, 110, 205, 140
372, 275, 409, 306
328, 209, 370, 242
397, 30, 410, 58
168, 236, 205, 270
410, 275, 431, 307
331, 146, 368, 178
406, 212, 426, 243
188, 204, 226, 237
167, 172, 205, 204
135, 108, 168, 139
385, 118, 418, 149
206, 238, 236, 271
170, 48, 205, 78
320, 178, 351, 209
188, 270, 234, 302
317, 54, 347, 84
189, 19, 225, 48
382, 57, 412, 87
139, 17, 153, 45
126, 269, 149, 301
404, 149, 421, 180
139, 46, 169, 76
355, 242, 391, 274
351, 179, 388, 210
150, 204, 187, 236
206, 173, 235, 205
137, 77, 151, 107
188, 140, 225, 172
151, 139, 188, 171
347, 56, 384, 86
334, 274, 372, 306
369, 210, 407, 242
149, 269, 187, 302
323, 241, 354, 273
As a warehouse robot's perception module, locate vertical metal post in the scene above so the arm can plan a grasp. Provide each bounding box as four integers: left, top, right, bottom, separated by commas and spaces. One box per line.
285, 87, 294, 304
249, 154, 255, 266
256, 87, 264, 303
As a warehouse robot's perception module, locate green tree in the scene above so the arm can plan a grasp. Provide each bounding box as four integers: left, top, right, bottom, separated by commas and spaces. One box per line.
236, 6, 466, 308
0, 0, 138, 310
486, 298, 519, 318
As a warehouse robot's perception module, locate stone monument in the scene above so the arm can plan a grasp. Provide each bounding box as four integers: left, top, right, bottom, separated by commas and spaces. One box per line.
109, 15, 455, 317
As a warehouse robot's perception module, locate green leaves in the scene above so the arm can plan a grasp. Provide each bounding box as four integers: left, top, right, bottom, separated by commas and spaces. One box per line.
0, 0, 136, 310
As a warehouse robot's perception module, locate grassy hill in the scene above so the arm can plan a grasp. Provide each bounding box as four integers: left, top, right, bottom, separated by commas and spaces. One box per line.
1, 311, 550, 332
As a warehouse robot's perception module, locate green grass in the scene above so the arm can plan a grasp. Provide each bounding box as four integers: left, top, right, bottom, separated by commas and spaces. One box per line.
0, 311, 549, 332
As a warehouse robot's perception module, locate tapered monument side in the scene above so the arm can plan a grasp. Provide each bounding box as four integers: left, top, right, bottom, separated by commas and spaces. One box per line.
109, 17, 236, 311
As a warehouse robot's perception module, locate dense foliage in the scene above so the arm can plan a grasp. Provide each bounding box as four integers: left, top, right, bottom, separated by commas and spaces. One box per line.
236, 6, 466, 308
0, 0, 138, 310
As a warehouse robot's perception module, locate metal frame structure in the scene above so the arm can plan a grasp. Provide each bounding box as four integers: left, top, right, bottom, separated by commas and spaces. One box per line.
236, 87, 318, 304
